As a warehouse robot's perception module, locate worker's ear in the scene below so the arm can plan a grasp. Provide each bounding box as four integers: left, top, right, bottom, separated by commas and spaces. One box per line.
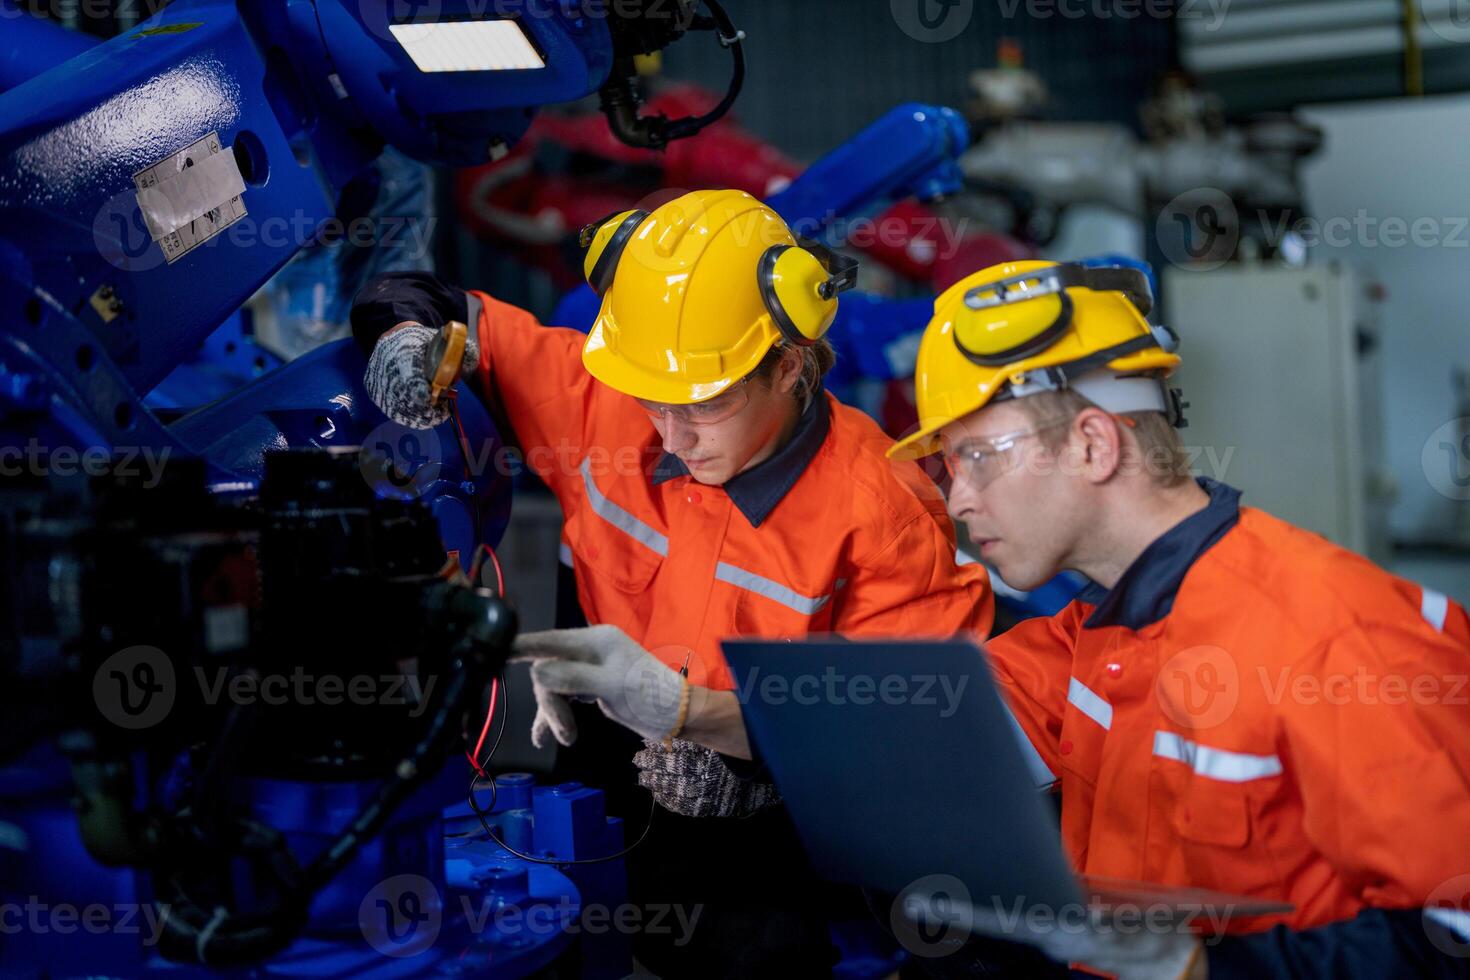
1072, 407, 1125, 484
769, 346, 803, 397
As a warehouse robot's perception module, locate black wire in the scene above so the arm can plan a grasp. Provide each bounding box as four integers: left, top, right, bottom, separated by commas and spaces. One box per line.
465, 683, 657, 866
446, 394, 485, 556
660, 0, 745, 144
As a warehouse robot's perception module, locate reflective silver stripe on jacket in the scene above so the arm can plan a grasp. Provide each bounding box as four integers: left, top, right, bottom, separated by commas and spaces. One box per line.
580, 459, 669, 557
1153, 731, 1283, 783
1067, 677, 1113, 731
715, 562, 832, 616
1422, 586, 1449, 632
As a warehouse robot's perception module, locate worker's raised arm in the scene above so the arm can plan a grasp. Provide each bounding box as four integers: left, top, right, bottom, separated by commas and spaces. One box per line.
352, 271, 597, 499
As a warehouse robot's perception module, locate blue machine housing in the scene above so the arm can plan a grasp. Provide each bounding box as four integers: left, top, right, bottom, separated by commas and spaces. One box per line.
1, 739, 628, 977
0, 4, 633, 976
0, 0, 612, 515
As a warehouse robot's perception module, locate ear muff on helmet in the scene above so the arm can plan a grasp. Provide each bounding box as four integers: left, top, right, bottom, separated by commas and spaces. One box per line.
952, 263, 1153, 368
580, 209, 651, 297
757, 237, 860, 347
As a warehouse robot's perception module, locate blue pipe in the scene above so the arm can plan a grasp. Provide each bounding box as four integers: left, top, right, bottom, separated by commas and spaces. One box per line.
0, 2, 100, 95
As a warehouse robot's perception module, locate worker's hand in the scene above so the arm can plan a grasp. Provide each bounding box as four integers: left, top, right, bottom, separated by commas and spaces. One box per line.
363, 321, 479, 430
511, 625, 687, 748
941, 903, 1203, 980
632, 738, 781, 818
1030, 922, 1204, 980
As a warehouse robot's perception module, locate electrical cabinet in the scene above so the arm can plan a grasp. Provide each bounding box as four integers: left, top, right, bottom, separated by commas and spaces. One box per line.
1164, 262, 1392, 560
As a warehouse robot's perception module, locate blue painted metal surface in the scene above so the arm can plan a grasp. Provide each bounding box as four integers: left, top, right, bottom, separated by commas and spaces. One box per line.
0, 8, 627, 968
765, 103, 971, 235
311, 0, 614, 167
0, 1, 100, 94
145, 310, 284, 411
0, 3, 336, 398
1, 744, 616, 976
172, 338, 513, 559
0, 0, 624, 543
444, 775, 633, 977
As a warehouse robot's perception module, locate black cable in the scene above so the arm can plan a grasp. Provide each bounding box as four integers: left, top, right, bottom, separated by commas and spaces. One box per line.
446, 394, 485, 556
602, 0, 745, 149
661, 0, 745, 144
465, 682, 657, 866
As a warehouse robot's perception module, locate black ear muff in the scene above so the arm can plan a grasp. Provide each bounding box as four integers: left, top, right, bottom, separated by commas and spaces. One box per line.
583, 209, 650, 298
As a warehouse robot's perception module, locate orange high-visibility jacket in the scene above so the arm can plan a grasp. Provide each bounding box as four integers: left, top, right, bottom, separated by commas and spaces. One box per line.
988, 481, 1470, 935
469, 291, 994, 688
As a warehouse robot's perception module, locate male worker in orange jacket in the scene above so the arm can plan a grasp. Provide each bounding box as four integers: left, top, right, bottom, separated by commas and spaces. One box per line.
522, 258, 1470, 978
879, 259, 1470, 977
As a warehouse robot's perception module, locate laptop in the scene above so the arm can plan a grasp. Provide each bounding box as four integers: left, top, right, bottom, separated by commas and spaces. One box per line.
721, 638, 1292, 940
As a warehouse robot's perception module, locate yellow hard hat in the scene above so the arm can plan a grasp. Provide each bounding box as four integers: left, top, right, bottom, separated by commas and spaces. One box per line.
887, 259, 1183, 461
579, 189, 858, 404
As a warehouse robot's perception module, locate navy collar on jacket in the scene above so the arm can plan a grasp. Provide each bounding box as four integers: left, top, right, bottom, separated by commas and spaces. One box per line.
651, 389, 830, 528
1075, 479, 1242, 630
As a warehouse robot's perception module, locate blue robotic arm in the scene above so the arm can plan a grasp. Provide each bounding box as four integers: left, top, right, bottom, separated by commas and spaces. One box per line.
0, 0, 743, 559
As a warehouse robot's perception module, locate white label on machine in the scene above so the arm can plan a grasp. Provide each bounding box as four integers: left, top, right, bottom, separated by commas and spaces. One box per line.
133, 132, 248, 265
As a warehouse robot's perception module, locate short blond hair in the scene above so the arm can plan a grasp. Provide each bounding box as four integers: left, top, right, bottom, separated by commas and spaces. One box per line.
1010, 387, 1192, 488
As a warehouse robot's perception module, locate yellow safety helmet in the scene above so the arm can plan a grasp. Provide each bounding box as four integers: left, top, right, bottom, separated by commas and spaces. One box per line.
578, 189, 858, 404
887, 259, 1184, 461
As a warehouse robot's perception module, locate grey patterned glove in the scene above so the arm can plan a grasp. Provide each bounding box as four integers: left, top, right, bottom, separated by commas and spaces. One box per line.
363, 322, 480, 430
632, 737, 782, 819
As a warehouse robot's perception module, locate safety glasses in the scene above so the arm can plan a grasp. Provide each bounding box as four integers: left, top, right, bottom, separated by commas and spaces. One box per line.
636, 377, 753, 427
941, 418, 1072, 490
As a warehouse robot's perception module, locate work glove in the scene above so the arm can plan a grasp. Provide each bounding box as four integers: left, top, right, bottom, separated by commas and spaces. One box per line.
511, 625, 688, 748
1025, 917, 1203, 980
899, 890, 1204, 980
363, 322, 480, 430
632, 737, 782, 819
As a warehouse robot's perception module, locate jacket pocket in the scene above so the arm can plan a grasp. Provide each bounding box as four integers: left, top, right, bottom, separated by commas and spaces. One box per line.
564, 504, 663, 595
1169, 777, 1251, 848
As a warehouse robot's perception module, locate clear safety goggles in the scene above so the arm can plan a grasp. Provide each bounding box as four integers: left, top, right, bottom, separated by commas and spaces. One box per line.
941, 418, 1071, 490
636, 377, 753, 427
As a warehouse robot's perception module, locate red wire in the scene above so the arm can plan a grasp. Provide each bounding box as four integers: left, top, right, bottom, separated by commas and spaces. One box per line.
466, 676, 500, 777
471, 543, 506, 596
486, 546, 505, 595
